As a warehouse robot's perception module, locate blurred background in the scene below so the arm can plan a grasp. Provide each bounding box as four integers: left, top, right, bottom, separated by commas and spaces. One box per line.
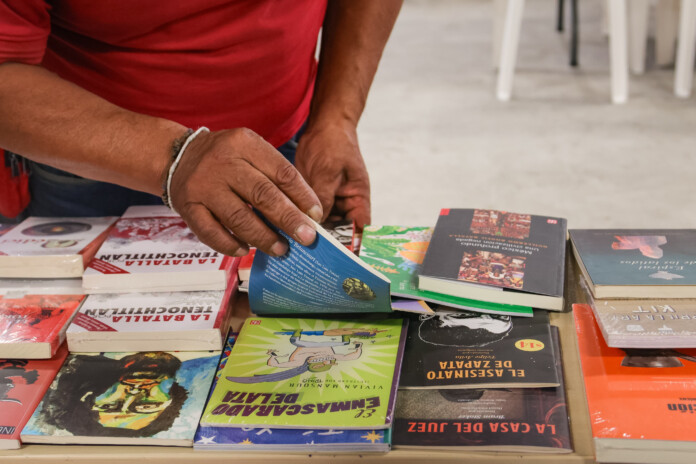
360, 0, 696, 229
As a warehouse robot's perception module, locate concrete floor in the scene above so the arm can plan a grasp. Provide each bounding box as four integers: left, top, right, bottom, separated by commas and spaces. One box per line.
360, 0, 696, 230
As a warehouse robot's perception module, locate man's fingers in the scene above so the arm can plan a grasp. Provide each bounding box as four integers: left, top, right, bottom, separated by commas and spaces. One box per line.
181, 205, 249, 257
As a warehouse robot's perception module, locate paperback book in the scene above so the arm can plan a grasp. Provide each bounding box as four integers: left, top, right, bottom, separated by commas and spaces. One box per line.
199, 316, 407, 429
0, 294, 85, 359
392, 327, 571, 452
419, 209, 567, 311
570, 229, 696, 299
0, 344, 69, 449
66, 274, 238, 352
0, 216, 117, 278
21, 349, 220, 446
0, 277, 83, 297
194, 331, 391, 453
249, 220, 392, 314
360, 225, 533, 317
574, 303, 696, 464
82, 205, 238, 294
399, 308, 558, 389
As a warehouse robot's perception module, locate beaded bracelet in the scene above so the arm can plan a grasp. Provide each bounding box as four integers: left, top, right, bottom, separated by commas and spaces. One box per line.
161, 127, 209, 212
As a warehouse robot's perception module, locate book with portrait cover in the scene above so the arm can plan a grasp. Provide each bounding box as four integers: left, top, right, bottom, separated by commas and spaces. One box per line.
249, 220, 392, 315
194, 331, 391, 453
0, 344, 69, 450
359, 225, 533, 317
399, 308, 558, 389
0, 294, 85, 359
392, 327, 571, 452
574, 303, 696, 464
199, 316, 407, 429
570, 229, 696, 299
82, 205, 238, 294
419, 209, 567, 311
21, 349, 220, 446
66, 274, 238, 352
0, 216, 117, 278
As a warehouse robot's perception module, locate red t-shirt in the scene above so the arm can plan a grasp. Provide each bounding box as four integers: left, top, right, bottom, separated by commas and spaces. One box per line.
0, 0, 327, 147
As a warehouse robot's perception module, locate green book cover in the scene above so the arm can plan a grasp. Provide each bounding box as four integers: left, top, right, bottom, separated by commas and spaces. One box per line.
199, 316, 407, 429
359, 226, 533, 317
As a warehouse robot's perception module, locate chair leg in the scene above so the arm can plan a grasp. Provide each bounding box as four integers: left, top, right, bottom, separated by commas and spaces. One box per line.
557, 0, 565, 32
570, 0, 579, 66
675, 0, 696, 98
608, 0, 629, 103
656, 0, 680, 67
497, 0, 526, 101
628, 0, 650, 75
492, 0, 507, 69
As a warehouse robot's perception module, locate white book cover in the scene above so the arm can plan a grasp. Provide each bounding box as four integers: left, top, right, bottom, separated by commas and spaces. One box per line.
82, 205, 234, 293
0, 217, 117, 278
66, 289, 233, 352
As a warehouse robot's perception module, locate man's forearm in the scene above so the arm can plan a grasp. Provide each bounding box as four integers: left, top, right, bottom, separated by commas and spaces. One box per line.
0, 62, 187, 195
307, 0, 403, 131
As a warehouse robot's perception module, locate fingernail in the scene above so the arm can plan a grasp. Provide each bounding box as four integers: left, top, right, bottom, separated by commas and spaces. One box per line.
308, 205, 323, 222
271, 241, 288, 257
233, 247, 249, 257
295, 224, 316, 245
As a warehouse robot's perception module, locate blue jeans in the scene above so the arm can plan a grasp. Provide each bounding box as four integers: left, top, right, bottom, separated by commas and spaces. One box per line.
25, 129, 303, 217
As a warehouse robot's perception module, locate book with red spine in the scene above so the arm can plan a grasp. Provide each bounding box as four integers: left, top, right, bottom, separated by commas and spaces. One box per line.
0, 294, 85, 359
82, 205, 237, 293
0, 217, 117, 278
0, 343, 69, 449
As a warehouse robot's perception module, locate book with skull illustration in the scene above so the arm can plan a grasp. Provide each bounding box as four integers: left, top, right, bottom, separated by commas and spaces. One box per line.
573, 303, 696, 464
0, 216, 117, 278
82, 205, 239, 294
392, 327, 571, 452
199, 316, 407, 429
20, 349, 220, 446
0, 344, 68, 449
570, 229, 696, 299
398, 308, 558, 389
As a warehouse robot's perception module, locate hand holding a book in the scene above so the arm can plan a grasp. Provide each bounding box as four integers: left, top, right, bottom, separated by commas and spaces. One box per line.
168, 128, 324, 257
295, 122, 371, 230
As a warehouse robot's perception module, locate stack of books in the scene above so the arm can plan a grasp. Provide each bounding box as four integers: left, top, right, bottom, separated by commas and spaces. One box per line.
194, 316, 406, 453
569, 229, 696, 463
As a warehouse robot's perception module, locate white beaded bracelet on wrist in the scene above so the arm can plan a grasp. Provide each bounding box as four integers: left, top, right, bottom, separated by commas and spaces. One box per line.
162, 126, 209, 213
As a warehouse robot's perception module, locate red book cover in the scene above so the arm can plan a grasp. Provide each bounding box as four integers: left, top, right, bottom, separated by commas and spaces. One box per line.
0, 295, 85, 359
0, 343, 68, 449
573, 303, 696, 462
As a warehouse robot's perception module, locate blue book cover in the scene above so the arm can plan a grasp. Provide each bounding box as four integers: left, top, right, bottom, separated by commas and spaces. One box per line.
570, 229, 696, 298
249, 221, 391, 314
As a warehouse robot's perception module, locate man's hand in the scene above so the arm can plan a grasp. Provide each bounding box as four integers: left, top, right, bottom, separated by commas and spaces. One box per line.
294, 121, 371, 230
168, 128, 324, 257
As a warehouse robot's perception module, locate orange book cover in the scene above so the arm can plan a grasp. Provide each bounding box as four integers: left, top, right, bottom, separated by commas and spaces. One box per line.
573, 303, 696, 444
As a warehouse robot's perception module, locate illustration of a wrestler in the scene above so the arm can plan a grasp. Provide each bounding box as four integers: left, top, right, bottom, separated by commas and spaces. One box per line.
227, 328, 384, 384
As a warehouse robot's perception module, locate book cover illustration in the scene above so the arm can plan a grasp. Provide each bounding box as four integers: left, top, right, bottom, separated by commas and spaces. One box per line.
249, 221, 391, 314
392, 327, 571, 452
21, 350, 220, 446
85, 208, 231, 277
0, 344, 69, 449
0, 294, 85, 359
0, 217, 116, 258
359, 225, 533, 317
420, 209, 567, 299
570, 229, 696, 291
573, 304, 696, 461
590, 298, 696, 348
399, 309, 558, 389
199, 316, 407, 429
195, 331, 390, 451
